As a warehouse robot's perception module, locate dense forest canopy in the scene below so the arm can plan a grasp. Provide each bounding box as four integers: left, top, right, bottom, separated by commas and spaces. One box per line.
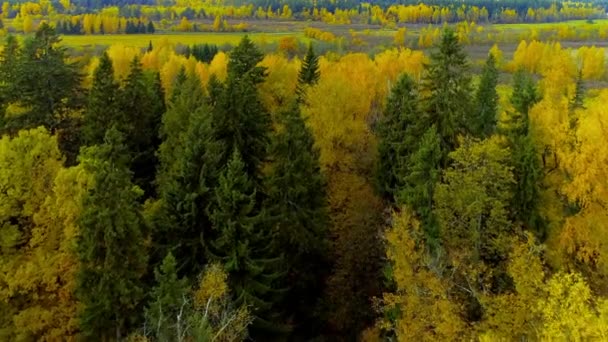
1, 0, 608, 336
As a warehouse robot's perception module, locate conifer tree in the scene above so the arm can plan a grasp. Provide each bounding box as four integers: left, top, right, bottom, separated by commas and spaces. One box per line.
76, 128, 147, 340
0, 35, 21, 126
266, 102, 328, 335
376, 73, 424, 202
472, 53, 499, 138
505, 70, 544, 238
508, 70, 540, 136
397, 126, 443, 243
569, 70, 585, 128
153, 73, 220, 278
208, 149, 287, 337
8, 23, 82, 131
422, 28, 472, 155
145, 252, 190, 340
296, 43, 320, 101
120, 56, 162, 196
82, 51, 121, 146
212, 36, 271, 180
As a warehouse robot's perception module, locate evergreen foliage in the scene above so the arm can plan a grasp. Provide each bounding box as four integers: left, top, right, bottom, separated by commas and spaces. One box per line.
82, 52, 121, 146
505, 71, 545, 238
208, 149, 287, 336
266, 102, 329, 335
296, 43, 320, 101
153, 73, 219, 278
76, 128, 148, 340
472, 53, 499, 137
212, 36, 271, 180
6, 23, 82, 131
397, 126, 443, 242
145, 252, 190, 340
422, 28, 473, 155
376, 73, 423, 202
119, 56, 163, 196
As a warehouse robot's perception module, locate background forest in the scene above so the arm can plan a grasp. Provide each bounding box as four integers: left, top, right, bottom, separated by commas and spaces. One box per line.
1, 0, 608, 339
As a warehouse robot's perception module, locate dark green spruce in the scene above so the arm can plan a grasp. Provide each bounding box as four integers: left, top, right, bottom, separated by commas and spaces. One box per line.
208, 149, 288, 338
471, 53, 499, 137
266, 102, 329, 337
76, 128, 148, 340
375, 73, 424, 202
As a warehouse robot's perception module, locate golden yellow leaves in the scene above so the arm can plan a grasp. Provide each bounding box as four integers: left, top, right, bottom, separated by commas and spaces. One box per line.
381, 209, 466, 341
577, 46, 605, 80
193, 263, 228, 309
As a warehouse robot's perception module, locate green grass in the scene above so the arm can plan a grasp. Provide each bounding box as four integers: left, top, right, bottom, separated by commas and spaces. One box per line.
60, 32, 306, 48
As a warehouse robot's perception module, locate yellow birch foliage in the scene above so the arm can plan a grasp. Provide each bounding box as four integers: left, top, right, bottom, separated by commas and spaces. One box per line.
0, 128, 88, 341
381, 209, 466, 341
106, 44, 141, 79
577, 46, 605, 80
258, 54, 299, 115
554, 91, 608, 280
208, 51, 228, 81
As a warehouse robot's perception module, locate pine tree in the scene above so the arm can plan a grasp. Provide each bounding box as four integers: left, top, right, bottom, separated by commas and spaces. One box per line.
296, 43, 320, 101
376, 73, 424, 202
147, 21, 155, 34
145, 252, 190, 340
147, 40, 153, 52
422, 28, 472, 155
472, 53, 499, 138
208, 149, 287, 337
212, 36, 271, 180
397, 126, 443, 243
82, 51, 121, 146
76, 128, 147, 340
266, 102, 328, 335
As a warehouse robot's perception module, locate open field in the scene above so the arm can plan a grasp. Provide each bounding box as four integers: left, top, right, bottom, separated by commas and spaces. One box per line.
60, 31, 308, 48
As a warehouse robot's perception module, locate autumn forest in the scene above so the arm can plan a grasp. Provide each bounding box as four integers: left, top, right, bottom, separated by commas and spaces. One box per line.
2, 0, 608, 340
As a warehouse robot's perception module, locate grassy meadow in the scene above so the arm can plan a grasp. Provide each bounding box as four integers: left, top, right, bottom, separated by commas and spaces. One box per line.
60, 31, 307, 48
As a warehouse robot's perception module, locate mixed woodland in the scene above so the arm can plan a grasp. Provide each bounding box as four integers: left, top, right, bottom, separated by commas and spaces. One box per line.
1, 18, 608, 341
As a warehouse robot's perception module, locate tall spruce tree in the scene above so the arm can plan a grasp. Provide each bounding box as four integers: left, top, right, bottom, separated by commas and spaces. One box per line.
145, 252, 190, 340
397, 126, 443, 243
120, 56, 163, 196
296, 43, 320, 101
505, 70, 545, 239
8, 23, 82, 131
82, 51, 121, 146
422, 28, 472, 155
76, 128, 147, 340
266, 102, 328, 336
212, 36, 270, 180
208, 149, 287, 337
472, 53, 499, 138
508, 69, 540, 136
375, 73, 424, 202
153, 73, 220, 278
